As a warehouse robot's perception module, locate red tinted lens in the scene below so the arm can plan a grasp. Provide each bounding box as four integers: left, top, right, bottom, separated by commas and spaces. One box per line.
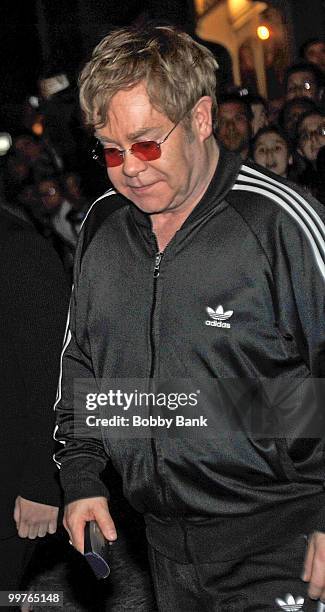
131, 141, 161, 161
103, 148, 124, 167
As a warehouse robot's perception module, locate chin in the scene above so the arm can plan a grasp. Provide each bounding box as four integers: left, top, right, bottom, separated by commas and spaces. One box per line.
133, 198, 171, 214
124, 187, 172, 214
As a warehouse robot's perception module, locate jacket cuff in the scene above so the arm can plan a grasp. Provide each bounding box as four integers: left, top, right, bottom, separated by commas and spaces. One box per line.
19, 462, 62, 507
59, 457, 109, 505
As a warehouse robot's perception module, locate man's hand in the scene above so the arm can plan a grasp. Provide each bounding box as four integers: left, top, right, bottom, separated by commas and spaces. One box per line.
303, 531, 325, 600
63, 496, 117, 554
14, 496, 58, 539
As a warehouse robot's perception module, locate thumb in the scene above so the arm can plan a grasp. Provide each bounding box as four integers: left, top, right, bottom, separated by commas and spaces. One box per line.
95, 505, 117, 542
302, 535, 315, 581
13, 497, 21, 527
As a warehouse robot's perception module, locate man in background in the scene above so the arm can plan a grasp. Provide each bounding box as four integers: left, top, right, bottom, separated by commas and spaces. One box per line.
0, 204, 69, 596
300, 38, 325, 75
217, 93, 252, 158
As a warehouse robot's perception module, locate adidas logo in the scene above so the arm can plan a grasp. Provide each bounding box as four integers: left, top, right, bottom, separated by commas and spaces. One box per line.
275, 594, 304, 611
205, 305, 233, 329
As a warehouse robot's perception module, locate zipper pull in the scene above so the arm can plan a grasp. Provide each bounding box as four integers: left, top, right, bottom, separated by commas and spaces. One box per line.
154, 252, 163, 278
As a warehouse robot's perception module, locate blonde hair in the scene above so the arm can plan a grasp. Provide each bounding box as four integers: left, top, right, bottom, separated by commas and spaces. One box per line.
79, 25, 219, 131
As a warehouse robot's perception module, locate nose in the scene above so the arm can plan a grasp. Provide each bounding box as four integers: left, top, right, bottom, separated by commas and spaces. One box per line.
266, 150, 274, 164
121, 150, 147, 177
224, 120, 237, 136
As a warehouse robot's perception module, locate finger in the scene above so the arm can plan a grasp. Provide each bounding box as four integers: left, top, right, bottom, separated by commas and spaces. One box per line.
17, 522, 29, 538
13, 498, 21, 526
27, 526, 39, 540
37, 525, 48, 538
95, 506, 117, 542
47, 520, 57, 535
303, 535, 315, 581
308, 555, 325, 600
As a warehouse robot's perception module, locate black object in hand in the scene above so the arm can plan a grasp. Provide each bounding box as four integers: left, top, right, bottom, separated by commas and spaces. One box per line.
84, 520, 111, 579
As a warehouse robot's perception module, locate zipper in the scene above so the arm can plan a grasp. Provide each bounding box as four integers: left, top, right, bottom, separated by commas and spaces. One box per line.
153, 251, 163, 278
149, 248, 164, 378
149, 244, 169, 511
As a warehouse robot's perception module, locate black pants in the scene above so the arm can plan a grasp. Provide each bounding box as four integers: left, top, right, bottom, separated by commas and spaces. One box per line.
148, 533, 324, 611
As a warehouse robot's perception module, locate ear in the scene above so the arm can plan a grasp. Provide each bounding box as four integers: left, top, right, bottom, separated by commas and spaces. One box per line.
192, 97, 213, 141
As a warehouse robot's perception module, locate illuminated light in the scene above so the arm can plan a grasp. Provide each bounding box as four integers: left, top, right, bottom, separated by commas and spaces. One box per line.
0, 132, 12, 156
32, 122, 44, 136
257, 25, 270, 41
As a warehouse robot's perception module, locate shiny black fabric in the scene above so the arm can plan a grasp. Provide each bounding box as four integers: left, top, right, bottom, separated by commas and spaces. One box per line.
56, 148, 325, 530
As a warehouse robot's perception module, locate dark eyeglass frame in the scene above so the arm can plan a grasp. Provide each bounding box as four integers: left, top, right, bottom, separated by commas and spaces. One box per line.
92, 115, 185, 168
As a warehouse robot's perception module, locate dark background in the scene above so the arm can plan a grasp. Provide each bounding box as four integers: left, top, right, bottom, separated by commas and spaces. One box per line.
1, 0, 325, 126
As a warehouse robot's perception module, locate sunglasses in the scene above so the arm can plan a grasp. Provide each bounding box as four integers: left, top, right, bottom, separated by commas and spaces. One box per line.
92, 116, 184, 168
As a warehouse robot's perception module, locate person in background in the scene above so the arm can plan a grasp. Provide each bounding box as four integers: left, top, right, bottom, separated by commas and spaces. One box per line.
295, 109, 325, 193
37, 176, 78, 247
245, 94, 269, 136
217, 93, 252, 158
300, 38, 325, 75
0, 205, 69, 599
251, 124, 294, 179
284, 62, 324, 104
315, 145, 325, 205
279, 97, 319, 145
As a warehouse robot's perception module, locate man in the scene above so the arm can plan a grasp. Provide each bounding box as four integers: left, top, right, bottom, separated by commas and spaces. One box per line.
300, 38, 325, 75
217, 93, 252, 158
55, 26, 325, 611
284, 62, 324, 104
0, 204, 69, 594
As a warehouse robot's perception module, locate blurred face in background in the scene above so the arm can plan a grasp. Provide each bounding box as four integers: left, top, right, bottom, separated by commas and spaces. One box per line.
254, 131, 291, 177
305, 42, 325, 73
286, 70, 319, 102
218, 102, 251, 157
298, 113, 325, 162
283, 101, 315, 141
14, 136, 43, 163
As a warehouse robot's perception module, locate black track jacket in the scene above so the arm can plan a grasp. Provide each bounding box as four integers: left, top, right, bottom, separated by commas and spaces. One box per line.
54, 148, 325, 543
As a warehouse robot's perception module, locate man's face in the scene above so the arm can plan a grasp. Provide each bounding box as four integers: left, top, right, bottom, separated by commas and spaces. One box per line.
95, 82, 212, 216
254, 132, 290, 177
298, 113, 325, 162
305, 42, 325, 73
286, 71, 319, 102
217, 102, 251, 155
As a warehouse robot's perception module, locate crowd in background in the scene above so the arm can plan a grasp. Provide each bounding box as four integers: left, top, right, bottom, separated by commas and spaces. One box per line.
1, 32, 325, 282
217, 41, 325, 205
